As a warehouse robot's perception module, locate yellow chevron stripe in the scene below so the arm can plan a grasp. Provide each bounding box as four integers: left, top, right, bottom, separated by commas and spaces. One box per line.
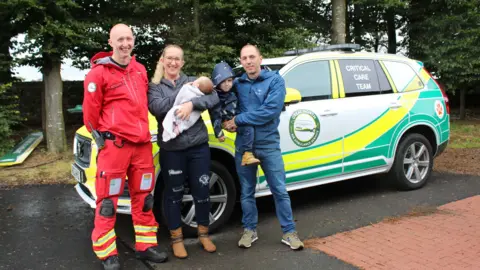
135, 235, 157, 244
93, 229, 116, 247
94, 241, 116, 258
275, 91, 421, 174
334, 61, 345, 98
419, 68, 431, 83
134, 225, 158, 233
344, 91, 420, 154
330, 60, 339, 99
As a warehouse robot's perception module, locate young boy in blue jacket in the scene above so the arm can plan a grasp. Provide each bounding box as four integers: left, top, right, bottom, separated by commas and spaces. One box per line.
208, 62, 260, 166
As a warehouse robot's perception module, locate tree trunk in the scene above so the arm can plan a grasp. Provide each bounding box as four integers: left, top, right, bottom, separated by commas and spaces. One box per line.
459, 88, 466, 120
42, 55, 67, 153
345, 2, 351, 43
0, 27, 13, 83
386, 8, 396, 54
353, 3, 362, 46
331, 0, 346, 44
193, 0, 200, 36
41, 75, 46, 133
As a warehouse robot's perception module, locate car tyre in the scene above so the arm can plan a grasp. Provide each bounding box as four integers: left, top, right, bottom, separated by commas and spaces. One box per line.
389, 133, 433, 190
154, 160, 237, 237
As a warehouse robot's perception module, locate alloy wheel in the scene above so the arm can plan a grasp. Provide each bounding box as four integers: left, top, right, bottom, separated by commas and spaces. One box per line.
403, 142, 430, 183
180, 172, 228, 227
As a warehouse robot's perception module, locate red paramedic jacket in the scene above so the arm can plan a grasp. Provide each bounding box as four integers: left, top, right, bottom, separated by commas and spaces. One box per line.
82, 52, 151, 143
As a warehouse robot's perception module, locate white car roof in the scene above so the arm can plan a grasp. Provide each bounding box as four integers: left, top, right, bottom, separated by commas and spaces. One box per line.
233, 56, 296, 70
261, 56, 296, 65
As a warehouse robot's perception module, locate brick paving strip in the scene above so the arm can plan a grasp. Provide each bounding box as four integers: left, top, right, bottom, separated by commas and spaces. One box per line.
305, 195, 480, 270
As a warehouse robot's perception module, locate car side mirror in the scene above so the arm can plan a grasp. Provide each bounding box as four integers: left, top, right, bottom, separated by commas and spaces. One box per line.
284, 87, 302, 105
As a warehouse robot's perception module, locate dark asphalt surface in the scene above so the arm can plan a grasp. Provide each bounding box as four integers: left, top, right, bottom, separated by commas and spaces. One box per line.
1, 172, 479, 270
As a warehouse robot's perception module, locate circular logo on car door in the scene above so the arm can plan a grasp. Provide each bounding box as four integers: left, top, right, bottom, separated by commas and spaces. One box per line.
289, 109, 320, 147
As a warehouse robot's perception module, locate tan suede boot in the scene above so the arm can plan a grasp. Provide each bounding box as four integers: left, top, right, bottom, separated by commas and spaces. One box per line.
198, 225, 216, 253
170, 228, 188, 259
241, 151, 261, 166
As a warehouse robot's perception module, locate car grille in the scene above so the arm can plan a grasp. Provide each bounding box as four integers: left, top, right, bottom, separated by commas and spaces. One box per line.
74, 134, 92, 168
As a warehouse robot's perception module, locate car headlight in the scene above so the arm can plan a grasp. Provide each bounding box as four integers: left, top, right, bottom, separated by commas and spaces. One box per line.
73, 135, 78, 155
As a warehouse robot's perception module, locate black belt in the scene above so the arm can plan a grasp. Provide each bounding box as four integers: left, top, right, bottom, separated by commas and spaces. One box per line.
101, 131, 116, 140
101, 131, 125, 148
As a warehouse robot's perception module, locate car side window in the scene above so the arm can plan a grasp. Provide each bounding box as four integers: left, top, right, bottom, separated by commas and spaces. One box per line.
374, 61, 394, 94
337, 59, 387, 97
283, 61, 332, 101
382, 61, 424, 92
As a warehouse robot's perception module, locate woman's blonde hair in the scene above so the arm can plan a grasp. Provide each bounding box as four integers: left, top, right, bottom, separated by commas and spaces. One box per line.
151, 44, 183, 84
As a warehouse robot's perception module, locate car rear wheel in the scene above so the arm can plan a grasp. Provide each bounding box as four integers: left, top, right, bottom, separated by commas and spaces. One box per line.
155, 160, 237, 237
389, 133, 433, 190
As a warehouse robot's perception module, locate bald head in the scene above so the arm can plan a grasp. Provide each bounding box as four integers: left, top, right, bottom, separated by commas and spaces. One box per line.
108, 23, 134, 65
109, 23, 133, 40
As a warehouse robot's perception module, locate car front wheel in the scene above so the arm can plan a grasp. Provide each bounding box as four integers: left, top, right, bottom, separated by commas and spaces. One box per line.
156, 160, 237, 237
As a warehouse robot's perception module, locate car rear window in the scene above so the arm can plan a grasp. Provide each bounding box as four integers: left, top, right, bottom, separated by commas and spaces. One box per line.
382, 61, 424, 92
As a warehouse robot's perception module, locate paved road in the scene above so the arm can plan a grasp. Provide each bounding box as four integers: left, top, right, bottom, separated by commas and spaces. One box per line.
0, 172, 479, 270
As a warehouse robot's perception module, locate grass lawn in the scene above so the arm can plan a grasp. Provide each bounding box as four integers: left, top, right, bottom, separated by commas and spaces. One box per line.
449, 120, 480, 148
0, 150, 75, 187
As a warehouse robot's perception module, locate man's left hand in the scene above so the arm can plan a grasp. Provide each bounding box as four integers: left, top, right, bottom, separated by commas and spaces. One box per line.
175, 101, 193, 120
223, 117, 237, 132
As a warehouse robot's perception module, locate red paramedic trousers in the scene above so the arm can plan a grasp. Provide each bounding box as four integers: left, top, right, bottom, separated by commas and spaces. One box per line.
91, 139, 158, 259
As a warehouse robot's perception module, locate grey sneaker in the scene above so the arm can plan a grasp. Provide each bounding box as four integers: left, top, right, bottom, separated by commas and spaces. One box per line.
238, 229, 258, 248
281, 231, 304, 250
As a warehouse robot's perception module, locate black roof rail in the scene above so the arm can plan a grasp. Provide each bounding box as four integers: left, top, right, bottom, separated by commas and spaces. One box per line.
284, 43, 361, 56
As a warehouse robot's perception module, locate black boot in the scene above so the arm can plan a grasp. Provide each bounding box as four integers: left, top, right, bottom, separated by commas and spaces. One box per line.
135, 246, 168, 263
102, 255, 121, 270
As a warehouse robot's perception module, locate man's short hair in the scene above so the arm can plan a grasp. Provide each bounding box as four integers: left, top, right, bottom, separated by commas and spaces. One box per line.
241, 43, 261, 56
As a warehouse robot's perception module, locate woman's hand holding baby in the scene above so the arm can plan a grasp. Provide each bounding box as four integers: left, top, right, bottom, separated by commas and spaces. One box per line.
175, 101, 193, 120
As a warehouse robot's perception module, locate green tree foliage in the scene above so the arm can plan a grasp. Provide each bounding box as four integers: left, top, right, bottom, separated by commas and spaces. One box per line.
0, 83, 21, 156
407, 0, 480, 119
124, 0, 317, 77
350, 0, 407, 53
8, 0, 98, 153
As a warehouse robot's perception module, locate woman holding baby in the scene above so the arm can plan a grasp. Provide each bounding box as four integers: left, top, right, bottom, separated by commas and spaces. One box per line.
147, 45, 219, 258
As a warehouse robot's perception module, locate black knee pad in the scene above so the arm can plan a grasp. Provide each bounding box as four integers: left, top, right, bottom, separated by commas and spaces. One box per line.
99, 198, 115, 217
143, 194, 154, 212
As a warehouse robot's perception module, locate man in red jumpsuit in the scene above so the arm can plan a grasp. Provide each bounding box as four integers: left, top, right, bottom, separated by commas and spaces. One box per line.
83, 23, 167, 270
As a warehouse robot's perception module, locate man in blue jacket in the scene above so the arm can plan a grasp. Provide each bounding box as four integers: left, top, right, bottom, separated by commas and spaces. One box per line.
223, 44, 304, 250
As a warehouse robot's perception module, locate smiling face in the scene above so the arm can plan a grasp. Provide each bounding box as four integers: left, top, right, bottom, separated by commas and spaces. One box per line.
160, 46, 184, 80
108, 24, 134, 64
219, 78, 233, 92
240, 45, 263, 79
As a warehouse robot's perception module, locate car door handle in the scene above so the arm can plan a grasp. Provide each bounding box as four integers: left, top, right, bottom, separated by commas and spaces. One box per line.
389, 102, 402, 109
319, 110, 338, 116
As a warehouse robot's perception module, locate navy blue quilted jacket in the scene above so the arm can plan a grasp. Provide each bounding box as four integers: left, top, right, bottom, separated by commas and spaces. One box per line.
208, 89, 238, 138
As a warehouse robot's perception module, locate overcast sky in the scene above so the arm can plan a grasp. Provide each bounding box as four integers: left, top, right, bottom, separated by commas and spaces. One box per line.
12, 58, 89, 81
10, 34, 89, 81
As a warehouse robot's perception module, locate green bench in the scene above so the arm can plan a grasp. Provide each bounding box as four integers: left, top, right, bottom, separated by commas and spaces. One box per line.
0, 132, 44, 167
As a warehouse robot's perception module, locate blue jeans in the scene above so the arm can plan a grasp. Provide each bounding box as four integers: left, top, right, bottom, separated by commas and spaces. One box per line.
235, 147, 296, 233
237, 125, 254, 152
160, 143, 211, 230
